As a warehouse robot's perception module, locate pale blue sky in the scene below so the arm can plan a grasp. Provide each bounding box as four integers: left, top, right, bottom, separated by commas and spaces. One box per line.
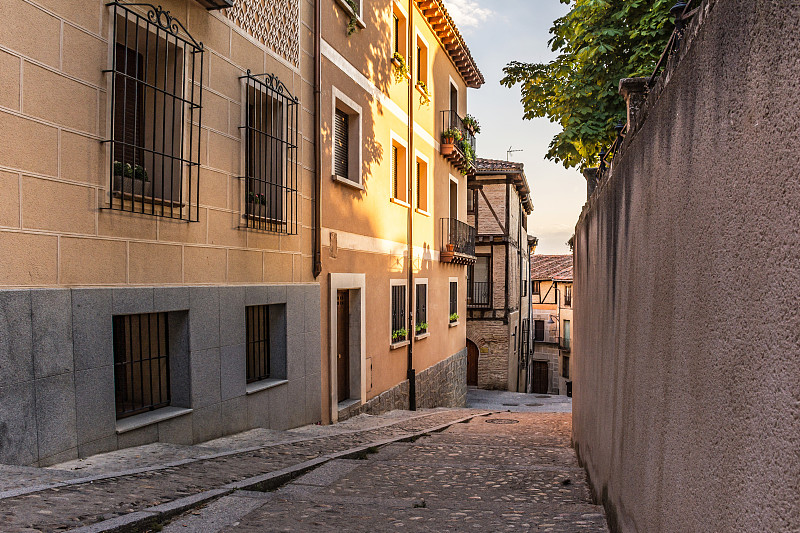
443, 0, 584, 254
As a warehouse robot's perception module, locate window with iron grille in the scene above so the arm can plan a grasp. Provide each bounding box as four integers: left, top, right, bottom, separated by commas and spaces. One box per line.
391, 284, 406, 343
113, 312, 170, 419
241, 71, 299, 234
415, 283, 427, 334
562, 355, 570, 379
246, 305, 271, 383
107, 2, 203, 221
564, 285, 572, 307
334, 108, 349, 179
449, 281, 458, 320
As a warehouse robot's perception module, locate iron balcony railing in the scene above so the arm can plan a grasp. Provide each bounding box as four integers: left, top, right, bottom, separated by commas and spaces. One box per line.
559, 337, 571, 351
441, 218, 476, 257
467, 281, 490, 307
440, 110, 476, 155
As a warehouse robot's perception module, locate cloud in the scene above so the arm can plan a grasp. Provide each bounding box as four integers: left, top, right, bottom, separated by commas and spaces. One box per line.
442, 0, 493, 29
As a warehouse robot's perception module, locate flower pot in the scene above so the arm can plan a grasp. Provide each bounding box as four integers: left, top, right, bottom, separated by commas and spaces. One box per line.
441, 143, 454, 156
392, 57, 402, 68
445, 243, 455, 252
113, 175, 151, 198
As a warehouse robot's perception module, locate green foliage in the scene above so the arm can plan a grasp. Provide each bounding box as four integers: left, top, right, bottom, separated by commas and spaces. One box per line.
416, 81, 431, 106
392, 52, 409, 83
449, 313, 459, 323
346, 0, 360, 36
113, 161, 149, 182
462, 114, 481, 134
392, 328, 408, 342
415, 322, 428, 333
441, 128, 463, 143
501, 0, 674, 169
459, 139, 475, 167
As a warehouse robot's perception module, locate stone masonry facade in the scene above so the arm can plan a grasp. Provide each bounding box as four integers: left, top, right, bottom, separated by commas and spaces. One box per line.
338, 349, 467, 421
467, 320, 509, 390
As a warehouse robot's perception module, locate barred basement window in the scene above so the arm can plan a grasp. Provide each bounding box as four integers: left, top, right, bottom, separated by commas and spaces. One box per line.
241, 71, 299, 234
113, 312, 170, 419
415, 283, 427, 334
449, 281, 458, 321
334, 108, 349, 179
106, 2, 203, 221
391, 284, 406, 343
246, 305, 271, 383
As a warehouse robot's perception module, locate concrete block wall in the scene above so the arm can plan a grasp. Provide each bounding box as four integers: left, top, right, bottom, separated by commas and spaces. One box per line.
573, 0, 800, 530
0, 284, 321, 467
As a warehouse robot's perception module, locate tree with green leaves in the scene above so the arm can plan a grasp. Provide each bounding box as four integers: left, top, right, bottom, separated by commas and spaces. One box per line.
501, 0, 674, 169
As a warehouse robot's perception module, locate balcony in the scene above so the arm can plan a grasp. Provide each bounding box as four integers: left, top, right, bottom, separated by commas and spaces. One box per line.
559, 337, 571, 352
439, 110, 476, 173
467, 281, 490, 308
440, 218, 476, 265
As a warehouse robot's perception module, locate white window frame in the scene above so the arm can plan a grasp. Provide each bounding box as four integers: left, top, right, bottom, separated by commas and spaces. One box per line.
392, 0, 409, 60
414, 278, 429, 339
390, 278, 409, 347
389, 130, 409, 207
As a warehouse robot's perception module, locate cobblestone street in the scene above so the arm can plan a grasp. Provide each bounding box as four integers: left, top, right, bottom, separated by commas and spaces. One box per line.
0, 393, 607, 532
162, 394, 607, 532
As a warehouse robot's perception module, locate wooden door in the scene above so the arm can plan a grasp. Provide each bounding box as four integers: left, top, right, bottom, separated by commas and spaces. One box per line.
532, 361, 549, 394
337, 291, 350, 403
467, 340, 479, 386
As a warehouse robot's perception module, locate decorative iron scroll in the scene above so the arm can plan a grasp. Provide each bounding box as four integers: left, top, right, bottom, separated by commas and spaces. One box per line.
225, 0, 300, 67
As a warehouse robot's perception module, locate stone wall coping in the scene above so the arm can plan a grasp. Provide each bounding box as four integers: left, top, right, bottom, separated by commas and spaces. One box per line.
245, 379, 288, 396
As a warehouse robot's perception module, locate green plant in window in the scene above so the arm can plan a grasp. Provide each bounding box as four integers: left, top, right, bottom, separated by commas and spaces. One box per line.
415, 322, 428, 334
346, 0, 361, 36
113, 161, 149, 182
459, 139, 475, 167
416, 81, 431, 106
441, 128, 463, 145
392, 328, 408, 342
392, 52, 409, 84
462, 114, 481, 134
449, 313, 459, 322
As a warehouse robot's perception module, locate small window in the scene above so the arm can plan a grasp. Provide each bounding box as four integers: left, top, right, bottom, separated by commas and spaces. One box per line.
563, 355, 570, 379
108, 3, 202, 221
416, 37, 428, 86
392, 4, 407, 59
334, 108, 349, 179
415, 282, 427, 334
415, 156, 428, 212
564, 286, 572, 307
522, 276, 527, 297
246, 305, 271, 383
534, 319, 545, 342
332, 91, 362, 186
242, 71, 299, 234
532, 280, 541, 295
113, 313, 170, 419
467, 189, 475, 213
449, 281, 458, 321
391, 284, 407, 343
391, 137, 408, 204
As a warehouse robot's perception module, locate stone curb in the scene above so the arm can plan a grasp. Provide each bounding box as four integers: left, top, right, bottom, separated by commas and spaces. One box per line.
0, 409, 466, 502
64, 411, 495, 533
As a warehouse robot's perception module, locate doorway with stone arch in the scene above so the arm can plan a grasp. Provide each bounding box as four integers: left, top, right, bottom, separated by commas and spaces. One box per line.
466, 339, 479, 386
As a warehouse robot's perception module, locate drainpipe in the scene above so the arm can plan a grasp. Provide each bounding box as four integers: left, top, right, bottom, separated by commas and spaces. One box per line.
516, 201, 523, 392
313, 0, 322, 278
406, 0, 416, 411
526, 239, 533, 393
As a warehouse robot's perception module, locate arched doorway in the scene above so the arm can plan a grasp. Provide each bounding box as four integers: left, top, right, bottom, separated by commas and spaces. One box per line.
466, 340, 479, 386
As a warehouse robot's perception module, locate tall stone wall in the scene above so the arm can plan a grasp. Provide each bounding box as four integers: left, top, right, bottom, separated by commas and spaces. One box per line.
573, 1, 800, 531
467, 320, 509, 389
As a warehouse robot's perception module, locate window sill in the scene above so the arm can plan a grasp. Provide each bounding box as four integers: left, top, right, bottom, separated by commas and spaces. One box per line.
115, 406, 193, 435
334, 0, 366, 29
246, 378, 288, 395
332, 174, 364, 191
415, 83, 431, 100
415, 208, 431, 217
337, 398, 360, 411
449, 321, 459, 328
111, 191, 186, 209
390, 197, 410, 208
414, 332, 430, 340
390, 339, 410, 350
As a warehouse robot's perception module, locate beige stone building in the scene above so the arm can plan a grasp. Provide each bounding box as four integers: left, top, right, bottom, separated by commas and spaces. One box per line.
0, 0, 321, 466
316, 0, 483, 422
465, 158, 535, 392
530, 254, 573, 395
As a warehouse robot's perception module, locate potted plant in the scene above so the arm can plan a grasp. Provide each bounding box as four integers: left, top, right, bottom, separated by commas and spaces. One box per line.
445, 242, 455, 252
449, 313, 459, 323
440, 128, 461, 156
392, 52, 408, 84
459, 139, 475, 168
462, 114, 481, 135
113, 161, 150, 197
416, 80, 431, 106
392, 328, 408, 342
415, 322, 428, 334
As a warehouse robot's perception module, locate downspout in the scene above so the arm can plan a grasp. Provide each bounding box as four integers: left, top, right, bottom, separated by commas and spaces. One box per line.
313, 0, 322, 278
406, 0, 416, 410
526, 239, 533, 393
517, 200, 523, 392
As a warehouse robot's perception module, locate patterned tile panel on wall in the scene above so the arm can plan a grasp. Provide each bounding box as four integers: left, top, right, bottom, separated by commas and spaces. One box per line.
225, 0, 300, 67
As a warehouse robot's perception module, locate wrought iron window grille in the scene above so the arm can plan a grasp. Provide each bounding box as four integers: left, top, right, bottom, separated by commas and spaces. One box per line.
246, 305, 272, 383
239, 70, 299, 234
391, 285, 407, 343
449, 281, 458, 319
104, 2, 204, 221
415, 284, 427, 333
113, 312, 171, 419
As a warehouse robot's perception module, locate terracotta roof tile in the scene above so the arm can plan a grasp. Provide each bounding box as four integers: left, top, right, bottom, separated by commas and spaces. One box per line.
531, 254, 573, 281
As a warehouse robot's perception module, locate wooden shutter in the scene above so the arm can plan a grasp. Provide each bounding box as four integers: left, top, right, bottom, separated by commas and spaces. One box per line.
113, 43, 144, 165
416, 161, 420, 207
534, 320, 544, 341
334, 108, 349, 178
391, 145, 398, 198
393, 14, 399, 54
